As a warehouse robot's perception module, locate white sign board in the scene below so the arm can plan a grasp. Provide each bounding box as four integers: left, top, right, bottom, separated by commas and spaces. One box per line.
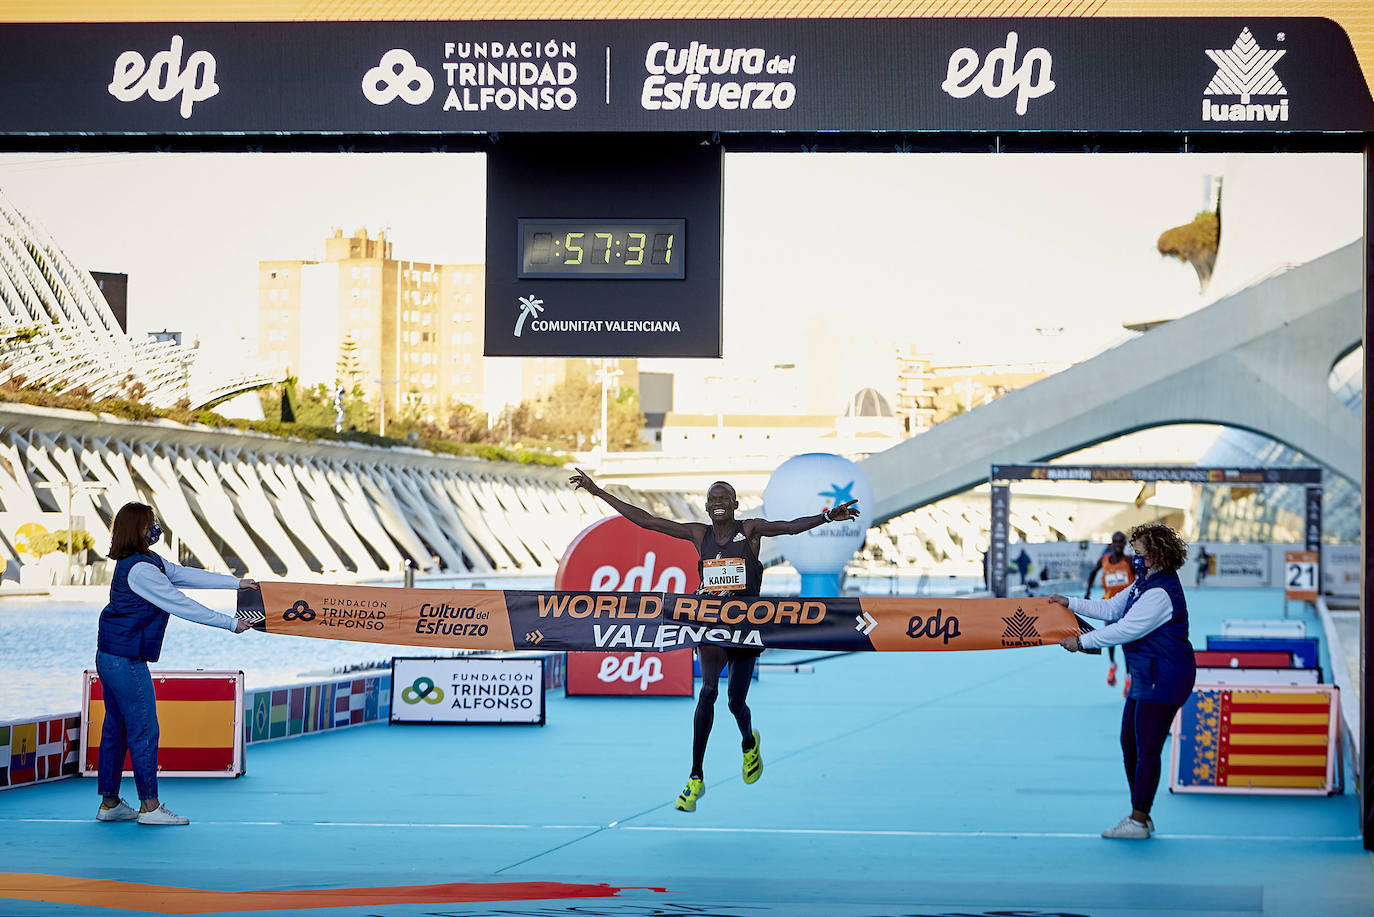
1283, 550, 1319, 602
390, 656, 545, 725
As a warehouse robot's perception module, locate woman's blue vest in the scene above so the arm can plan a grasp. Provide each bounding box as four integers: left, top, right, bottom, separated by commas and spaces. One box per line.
97, 554, 170, 662
1120, 570, 1196, 706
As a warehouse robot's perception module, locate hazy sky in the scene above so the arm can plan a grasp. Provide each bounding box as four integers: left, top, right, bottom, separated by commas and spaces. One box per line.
0, 150, 1357, 384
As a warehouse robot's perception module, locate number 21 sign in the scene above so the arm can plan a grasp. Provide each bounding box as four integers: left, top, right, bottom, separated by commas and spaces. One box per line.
1284, 550, 1319, 602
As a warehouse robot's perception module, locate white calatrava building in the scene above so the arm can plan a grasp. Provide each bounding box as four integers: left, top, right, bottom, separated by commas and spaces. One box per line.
0, 189, 278, 409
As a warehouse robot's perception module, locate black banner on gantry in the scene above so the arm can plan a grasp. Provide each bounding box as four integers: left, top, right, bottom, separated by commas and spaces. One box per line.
0, 19, 1370, 136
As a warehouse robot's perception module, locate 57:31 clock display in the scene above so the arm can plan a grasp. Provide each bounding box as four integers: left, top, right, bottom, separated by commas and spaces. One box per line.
518, 220, 685, 279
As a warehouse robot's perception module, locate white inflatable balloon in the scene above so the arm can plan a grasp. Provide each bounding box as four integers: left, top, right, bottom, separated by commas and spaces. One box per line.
763, 453, 873, 576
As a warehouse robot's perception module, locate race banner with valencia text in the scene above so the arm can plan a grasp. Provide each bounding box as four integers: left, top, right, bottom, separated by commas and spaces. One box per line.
237, 583, 1084, 653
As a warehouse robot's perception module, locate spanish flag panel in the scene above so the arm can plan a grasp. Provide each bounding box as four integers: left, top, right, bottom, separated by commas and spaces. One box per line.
85, 673, 241, 774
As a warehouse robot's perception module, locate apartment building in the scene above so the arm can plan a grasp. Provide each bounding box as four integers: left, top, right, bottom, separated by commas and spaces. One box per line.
258, 228, 485, 419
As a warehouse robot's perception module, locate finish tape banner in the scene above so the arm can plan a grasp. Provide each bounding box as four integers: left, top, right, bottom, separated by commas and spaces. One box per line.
237, 583, 1085, 653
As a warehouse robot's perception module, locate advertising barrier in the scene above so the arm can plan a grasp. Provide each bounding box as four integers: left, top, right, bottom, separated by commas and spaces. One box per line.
1205, 637, 1320, 670
1322, 544, 1359, 598
243, 673, 391, 745
81, 670, 244, 778
1019, 541, 1353, 593
1195, 667, 1320, 686
1170, 684, 1342, 795
1195, 543, 1271, 588
391, 656, 546, 725
566, 650, 694, 696
238, 583, 1087, 654
0, 714, 80, 791
556, 515, 698, 693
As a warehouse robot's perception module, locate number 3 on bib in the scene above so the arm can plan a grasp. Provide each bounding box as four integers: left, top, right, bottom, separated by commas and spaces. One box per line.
701, 557, 746, 592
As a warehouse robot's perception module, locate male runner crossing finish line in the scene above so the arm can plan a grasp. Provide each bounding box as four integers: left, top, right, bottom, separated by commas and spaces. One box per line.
569, 468, 859, 811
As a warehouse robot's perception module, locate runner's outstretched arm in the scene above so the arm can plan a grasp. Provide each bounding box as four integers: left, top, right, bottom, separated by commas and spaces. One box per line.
748, 499, 860, 537
570, 468, 703, 542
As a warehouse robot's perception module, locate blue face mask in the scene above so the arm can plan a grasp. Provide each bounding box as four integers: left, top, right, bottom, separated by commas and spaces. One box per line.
146, 522, 162, 546
1131, 554, 1148, 577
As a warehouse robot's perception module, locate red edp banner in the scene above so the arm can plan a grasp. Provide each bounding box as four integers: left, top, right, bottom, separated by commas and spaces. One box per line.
566, 650, 695, 696
559, 516, 698, 694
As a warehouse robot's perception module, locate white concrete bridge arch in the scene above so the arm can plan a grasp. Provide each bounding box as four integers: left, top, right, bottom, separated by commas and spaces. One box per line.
855, 239, 1361, 525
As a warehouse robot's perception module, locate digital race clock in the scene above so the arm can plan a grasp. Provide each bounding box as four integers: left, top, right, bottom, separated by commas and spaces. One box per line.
486, 136, 720, 357
518, 220, 685, 279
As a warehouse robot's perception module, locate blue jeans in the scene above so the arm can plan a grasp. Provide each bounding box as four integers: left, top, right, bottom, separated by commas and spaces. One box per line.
95, 650, 160, 801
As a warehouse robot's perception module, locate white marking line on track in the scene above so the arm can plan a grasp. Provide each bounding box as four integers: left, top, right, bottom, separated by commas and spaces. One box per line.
11, 819, 600, 829
13, 817, 1362, 841
621, 826, 1364, 842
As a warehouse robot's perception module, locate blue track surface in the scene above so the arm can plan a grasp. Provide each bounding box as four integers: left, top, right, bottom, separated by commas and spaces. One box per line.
2, 588, 1370, 917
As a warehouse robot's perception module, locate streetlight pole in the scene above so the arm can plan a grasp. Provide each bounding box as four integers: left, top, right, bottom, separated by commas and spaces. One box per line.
35, 480, 107, 585
374, 377, 399, 437
595, 358, 623, 467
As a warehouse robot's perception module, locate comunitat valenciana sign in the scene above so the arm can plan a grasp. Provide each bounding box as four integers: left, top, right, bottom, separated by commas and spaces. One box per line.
556, 516, 696, 697
0, 19, 1369, 133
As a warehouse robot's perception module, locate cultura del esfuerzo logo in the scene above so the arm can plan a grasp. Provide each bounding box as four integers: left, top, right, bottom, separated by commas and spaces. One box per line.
641, 41, 797, 111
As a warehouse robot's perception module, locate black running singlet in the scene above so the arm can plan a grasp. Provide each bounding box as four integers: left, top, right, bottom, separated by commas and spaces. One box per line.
696, 521, 764, 597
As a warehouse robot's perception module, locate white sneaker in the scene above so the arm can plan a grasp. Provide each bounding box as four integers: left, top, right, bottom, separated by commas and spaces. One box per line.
137, 804, 190, 826
1145, 815, 1156, 832
96, 799, 138, 822
1101, 815, 1151, 839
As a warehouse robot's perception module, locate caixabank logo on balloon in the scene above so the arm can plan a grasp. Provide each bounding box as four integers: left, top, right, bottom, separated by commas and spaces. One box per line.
363, 38, 580, 112
1201, 27, 1289, 123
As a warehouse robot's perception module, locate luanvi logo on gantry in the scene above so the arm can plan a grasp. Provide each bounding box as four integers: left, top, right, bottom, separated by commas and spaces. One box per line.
1201, 28, 1289, 123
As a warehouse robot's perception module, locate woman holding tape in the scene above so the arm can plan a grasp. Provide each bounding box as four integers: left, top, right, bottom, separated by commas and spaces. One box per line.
569, 468, 858, 812
1050, 521, 1196, 840
94, 502, 257, 827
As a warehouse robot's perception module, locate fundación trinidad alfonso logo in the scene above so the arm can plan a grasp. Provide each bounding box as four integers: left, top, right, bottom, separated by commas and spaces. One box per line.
1202, 28, 1288, 123
401, 676, 445, 705
282, 600, 316, 622
363, 49, 435, 106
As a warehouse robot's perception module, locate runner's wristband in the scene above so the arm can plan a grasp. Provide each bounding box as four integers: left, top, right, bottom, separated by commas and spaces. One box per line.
822, 508, 832, 523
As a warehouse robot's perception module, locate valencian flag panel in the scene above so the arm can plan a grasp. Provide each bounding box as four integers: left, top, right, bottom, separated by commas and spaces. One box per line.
237, 583, 1086, 654
1172, 685, 1340, 795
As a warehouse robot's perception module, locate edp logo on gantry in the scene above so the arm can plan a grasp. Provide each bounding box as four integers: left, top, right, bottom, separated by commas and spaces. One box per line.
941, 31, 1055, 116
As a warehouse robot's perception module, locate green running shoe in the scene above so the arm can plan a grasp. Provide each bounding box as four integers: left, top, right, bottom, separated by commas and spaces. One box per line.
743, 730, 763, 784
675, 777, 706, 812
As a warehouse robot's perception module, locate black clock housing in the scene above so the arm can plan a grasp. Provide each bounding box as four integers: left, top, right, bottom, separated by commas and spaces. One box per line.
486, 135, 722, 357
